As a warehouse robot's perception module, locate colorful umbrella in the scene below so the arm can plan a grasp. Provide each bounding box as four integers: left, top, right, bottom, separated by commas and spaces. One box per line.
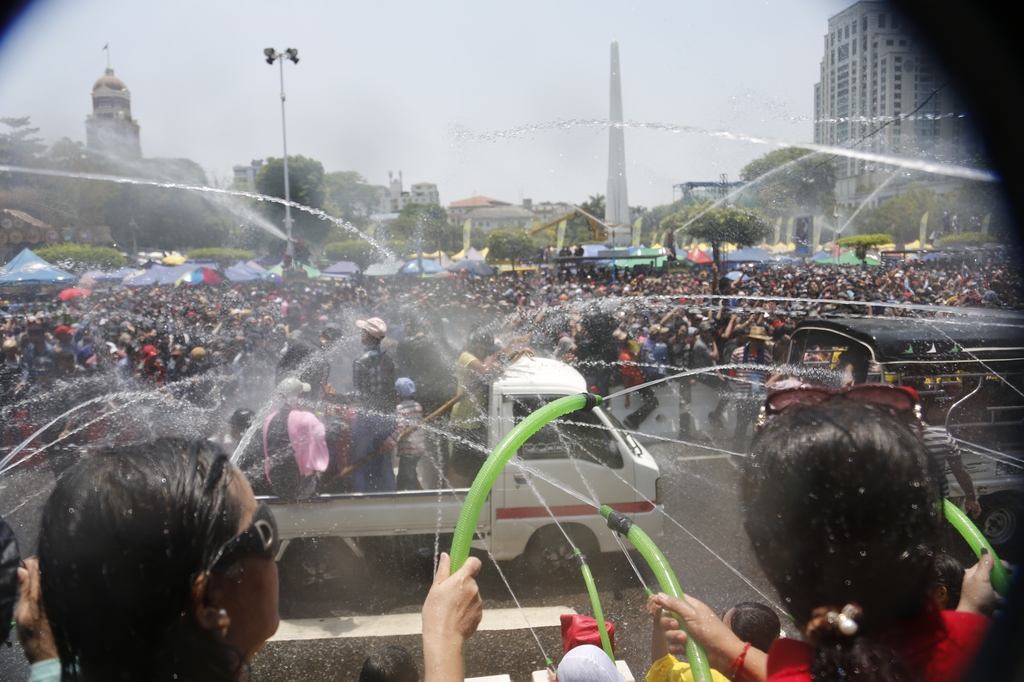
57, 287, 92, 301
176, 267, 223, 285
162, 254, 188, 266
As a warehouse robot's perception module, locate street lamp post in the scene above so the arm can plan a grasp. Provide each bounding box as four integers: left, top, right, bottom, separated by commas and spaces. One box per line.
264, 47, 299, 260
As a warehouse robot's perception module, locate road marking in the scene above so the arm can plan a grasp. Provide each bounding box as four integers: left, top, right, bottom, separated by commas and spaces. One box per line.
676, 454, 731, 461
270, 606, 575, 642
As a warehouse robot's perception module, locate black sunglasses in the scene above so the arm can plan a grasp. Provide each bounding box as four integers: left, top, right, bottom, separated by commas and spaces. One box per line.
208, 502, 280, 571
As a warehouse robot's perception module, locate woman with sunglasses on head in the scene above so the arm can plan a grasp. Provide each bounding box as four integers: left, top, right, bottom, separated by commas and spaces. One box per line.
653, 391, 999, 682
37, 438, 280, 682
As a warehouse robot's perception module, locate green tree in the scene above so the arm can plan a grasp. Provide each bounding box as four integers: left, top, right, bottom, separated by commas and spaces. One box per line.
634, 200, 685, 244
938, 232, 998, 246
185, 248, 255, 265
562, 193, 606, 245
487, 228, 535, 270
325, 240, 376, 269
323, 171, 379, 228
853, 189, 937, 244
254, 156, 330, 243
34, 244, 125, 274
389, 203, 457, 253
0, 117, 45, 168
661, 203, 772, 271
740, 148, 837, 219
836, 233, 894, 263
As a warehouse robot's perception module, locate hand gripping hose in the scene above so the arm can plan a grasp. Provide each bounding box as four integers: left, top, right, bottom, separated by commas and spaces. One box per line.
943, 499, 1011, 597
448, 393, 616, 660
602, 506, 714, 682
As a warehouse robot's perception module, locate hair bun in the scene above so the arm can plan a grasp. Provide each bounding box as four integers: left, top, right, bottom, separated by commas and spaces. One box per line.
804, 603, 863, 641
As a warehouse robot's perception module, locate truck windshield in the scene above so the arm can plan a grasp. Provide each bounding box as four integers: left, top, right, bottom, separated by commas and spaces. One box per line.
511, 395, 624, 469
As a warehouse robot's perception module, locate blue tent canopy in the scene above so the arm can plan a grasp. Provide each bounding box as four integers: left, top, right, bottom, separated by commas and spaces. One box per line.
224, 261, 266, 282
324, 260, 360, 275
82, 267, 137, 282
725, 247, 771, 262
122, 264, 198, 286
0, 248, 77, 286
364, 261, 404, 277
398, 259, 444, 276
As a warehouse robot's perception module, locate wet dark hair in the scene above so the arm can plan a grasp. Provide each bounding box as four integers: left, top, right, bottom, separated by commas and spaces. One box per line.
359, 644, 419, 682
932, 553, 965, 610
838, 345, 871, 385
276, 339, 330, 387
727, 602, 780, 654
39, 439, 243, 682
741, 399, 944, 681
230, 408, 254, 432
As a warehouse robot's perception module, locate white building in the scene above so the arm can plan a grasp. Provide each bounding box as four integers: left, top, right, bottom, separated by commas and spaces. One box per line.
446, 195, 511, 225
526, 200, 576, 225
232, 159, 264, 191
814, 2, 980, 207
85, 67, 141, 157
372, 171, 439, 213
463, 206, 537, 232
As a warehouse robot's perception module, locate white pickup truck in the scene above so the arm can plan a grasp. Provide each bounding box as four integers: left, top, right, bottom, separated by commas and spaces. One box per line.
257, 356, 664, 587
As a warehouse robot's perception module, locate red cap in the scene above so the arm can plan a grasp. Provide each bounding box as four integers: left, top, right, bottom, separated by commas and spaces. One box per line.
54, 325, 72, 336
142, 344, 160, 358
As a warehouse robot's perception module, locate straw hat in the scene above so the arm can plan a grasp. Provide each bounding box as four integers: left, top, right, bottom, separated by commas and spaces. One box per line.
744, 326, 771, 342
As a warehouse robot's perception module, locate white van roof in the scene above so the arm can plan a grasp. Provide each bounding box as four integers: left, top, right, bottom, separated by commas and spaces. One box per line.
494, 356, 588, 396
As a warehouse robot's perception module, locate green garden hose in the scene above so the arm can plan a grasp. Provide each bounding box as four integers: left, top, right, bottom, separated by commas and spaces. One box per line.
448, 393, 616, 662
577, 548, 615, 659
449, 392, 599, 572
943, 499, 1011, 597
602, 506, 713, 682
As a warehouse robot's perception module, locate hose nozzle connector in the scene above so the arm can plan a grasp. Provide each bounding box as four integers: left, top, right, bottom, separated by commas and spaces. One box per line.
577, 392, 600, 412
604, 508, 634, 536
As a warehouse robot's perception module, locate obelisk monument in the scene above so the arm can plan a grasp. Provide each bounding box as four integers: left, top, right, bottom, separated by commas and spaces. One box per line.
606, 40, 630, 233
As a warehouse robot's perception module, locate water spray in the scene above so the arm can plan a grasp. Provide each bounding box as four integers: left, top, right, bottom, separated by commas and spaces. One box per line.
602, 506, 713, 682
448, 392, 713, 680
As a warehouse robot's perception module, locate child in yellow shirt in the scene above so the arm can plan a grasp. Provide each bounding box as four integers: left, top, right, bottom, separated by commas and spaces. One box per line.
646, 596, 780, 682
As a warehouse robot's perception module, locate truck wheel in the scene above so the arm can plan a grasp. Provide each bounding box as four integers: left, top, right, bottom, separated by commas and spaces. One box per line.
523, 524, 599, 582
278, 537, 367, 601
978, 492, 1023, 562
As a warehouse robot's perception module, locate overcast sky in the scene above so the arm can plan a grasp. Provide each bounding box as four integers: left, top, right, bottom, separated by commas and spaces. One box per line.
0, 0, 850, 209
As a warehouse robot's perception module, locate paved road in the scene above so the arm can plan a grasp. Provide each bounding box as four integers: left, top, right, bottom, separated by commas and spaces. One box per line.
0, 442, 792, 682
247, 442, 796, 682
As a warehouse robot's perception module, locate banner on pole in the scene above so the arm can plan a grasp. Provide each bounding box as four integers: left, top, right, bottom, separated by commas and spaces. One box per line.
631, 217, 642, 248
556, 219, 567, 250
919, 211, 929, 246
462, 219, 471, 252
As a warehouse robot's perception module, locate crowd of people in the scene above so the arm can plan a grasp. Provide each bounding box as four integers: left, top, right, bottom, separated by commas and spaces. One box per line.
0, 251, 1017, 680
0, 385, 1006, 682
0, 250, 1016, 492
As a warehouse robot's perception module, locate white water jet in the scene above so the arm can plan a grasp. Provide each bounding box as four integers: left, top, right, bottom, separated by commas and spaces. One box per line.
450, 118, 998, 182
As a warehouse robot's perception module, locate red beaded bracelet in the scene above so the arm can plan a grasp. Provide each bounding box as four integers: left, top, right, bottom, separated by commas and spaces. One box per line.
727, 642, 752, 679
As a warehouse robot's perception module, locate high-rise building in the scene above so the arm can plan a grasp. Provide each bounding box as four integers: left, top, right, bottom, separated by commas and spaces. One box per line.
85, 67, 141, 157
814, 1, 979, 207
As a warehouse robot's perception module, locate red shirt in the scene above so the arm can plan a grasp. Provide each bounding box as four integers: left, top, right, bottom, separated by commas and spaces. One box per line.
620, 348, 643, 388
766, 602, 988, 682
